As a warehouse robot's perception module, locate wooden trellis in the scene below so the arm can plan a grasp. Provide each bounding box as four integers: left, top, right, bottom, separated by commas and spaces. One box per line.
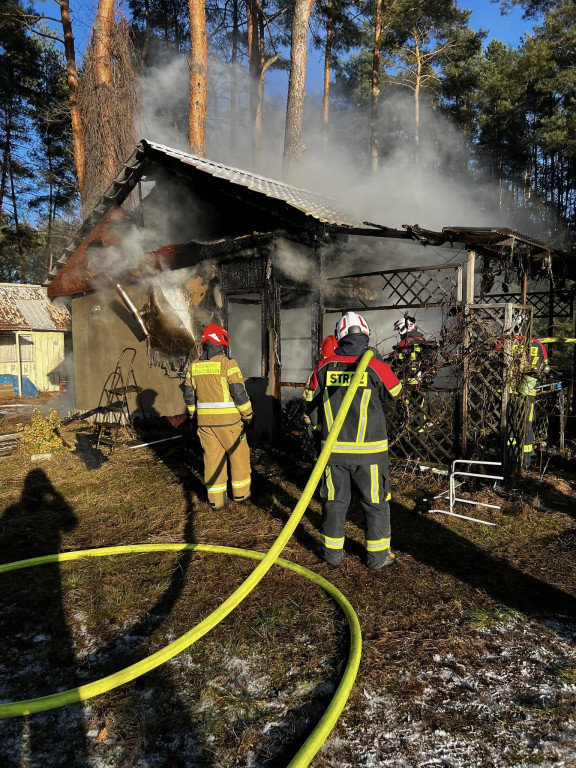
387, 389, 457, 466
319, 253, 564, 475
483, 290, 574, 319
324, 263, 463, 312
462, 303, 532, 476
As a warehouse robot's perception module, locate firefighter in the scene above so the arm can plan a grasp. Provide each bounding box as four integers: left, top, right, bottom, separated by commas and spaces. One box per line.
303, 335, 339, 453
392, 316, 425, 385
305, 312, 402, 570
521, 337, 549, 468
183, 323, 253, 510
320, 334, 339, 360
392, 315, 434, 432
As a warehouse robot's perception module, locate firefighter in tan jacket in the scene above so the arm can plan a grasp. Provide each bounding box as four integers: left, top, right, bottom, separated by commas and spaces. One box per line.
183, 324, 253, 510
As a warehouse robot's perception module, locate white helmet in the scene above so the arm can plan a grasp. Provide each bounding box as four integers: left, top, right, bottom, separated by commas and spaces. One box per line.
393, 316, 416, 336
336, 311, 370, 341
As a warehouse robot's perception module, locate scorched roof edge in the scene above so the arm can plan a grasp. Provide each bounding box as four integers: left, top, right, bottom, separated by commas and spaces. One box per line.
45, 140, 362, 287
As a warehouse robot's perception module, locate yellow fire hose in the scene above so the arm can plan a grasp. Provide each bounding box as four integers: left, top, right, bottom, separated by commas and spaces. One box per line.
0, 349, 375, 767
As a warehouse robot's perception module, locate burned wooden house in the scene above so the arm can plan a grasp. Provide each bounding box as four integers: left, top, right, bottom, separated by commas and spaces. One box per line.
47, 140, 575, 471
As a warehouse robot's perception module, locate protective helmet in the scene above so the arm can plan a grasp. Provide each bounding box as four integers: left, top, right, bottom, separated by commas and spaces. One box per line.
393, 316, 416, 336
335, 311, 370, 341
201, 323, 230, 346
320, 334, 339, 359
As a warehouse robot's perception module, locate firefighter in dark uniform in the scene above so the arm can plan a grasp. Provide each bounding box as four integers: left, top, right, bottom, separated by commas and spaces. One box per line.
183, 323, 253, 510
522, 338, 549, 468
392, 316, 425, 385
305, 312, 402, 570
392, 315, 431, 431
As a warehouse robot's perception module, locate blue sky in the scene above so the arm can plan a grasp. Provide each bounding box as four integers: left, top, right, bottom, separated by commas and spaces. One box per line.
463, 0, 535, 44
41, 0, 536, 69
298, 0, 537, 98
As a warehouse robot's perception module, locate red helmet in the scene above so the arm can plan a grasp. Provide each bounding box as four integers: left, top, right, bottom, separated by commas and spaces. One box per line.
201, 323, 230, 346
320, 334, 338, 359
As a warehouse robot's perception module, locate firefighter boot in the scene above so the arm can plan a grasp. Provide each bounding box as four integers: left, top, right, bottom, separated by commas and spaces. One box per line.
367, 550, 396, 570
209, 490, 228, 511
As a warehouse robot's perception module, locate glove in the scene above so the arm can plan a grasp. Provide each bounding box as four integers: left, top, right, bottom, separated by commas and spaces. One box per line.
242, 417, 253, 429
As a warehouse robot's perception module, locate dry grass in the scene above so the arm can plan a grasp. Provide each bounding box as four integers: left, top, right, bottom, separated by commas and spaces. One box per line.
0, 411, 576, 766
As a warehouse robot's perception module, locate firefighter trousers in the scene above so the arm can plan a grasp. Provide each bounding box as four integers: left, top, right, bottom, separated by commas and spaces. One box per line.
523, 393, 536, 469
197, 422, 251, 509
320, 463, 392, 569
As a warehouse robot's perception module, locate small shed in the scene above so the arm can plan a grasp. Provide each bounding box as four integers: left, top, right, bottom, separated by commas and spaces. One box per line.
46, 140, 574, 471
0, 284, 71, 395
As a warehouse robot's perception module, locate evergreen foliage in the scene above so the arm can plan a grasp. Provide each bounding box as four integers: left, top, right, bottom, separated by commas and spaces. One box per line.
0, 0, 77, 283
0, 0, 575, 277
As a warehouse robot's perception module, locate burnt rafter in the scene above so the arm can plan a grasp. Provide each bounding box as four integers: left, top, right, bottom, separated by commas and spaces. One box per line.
47, 140, 572, 297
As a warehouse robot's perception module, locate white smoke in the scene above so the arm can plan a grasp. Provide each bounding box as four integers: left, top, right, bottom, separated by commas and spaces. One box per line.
273, 238, 316, 283
128, 47, 563, 377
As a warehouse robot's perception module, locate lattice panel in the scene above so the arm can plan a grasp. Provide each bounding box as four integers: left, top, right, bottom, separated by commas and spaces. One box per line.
324, 264, 462, 311
463, 303, 532, 475
388, 389, 456, 467
532, 388, 565, 444
484, 291, 574, 320
533, 398, 549, 443
379, 268, 460, 308
506, 394, 528, 469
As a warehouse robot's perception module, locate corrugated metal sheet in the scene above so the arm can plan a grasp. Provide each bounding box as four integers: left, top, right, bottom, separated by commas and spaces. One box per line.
14, 298, 54, 330
146, 141, 360, 227
0, 284, 71, 331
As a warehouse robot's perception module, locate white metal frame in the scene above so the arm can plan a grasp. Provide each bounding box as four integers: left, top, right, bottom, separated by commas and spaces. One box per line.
429, 460, 504, 526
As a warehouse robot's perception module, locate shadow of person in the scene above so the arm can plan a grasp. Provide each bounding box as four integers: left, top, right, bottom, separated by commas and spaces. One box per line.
391, 498, 576, 620
0, 468, 89, 767
80, 427, 216, 766
134, 388, 160, 422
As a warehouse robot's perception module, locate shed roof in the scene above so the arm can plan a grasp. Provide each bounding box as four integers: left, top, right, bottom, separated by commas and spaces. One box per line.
0, 284, 71, 331
144, 141, 359, 227
45, 140, 364, 292
46, 141, 573, 295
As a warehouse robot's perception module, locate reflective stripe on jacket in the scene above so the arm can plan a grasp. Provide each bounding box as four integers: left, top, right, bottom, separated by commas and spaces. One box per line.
183, 353, 253, 426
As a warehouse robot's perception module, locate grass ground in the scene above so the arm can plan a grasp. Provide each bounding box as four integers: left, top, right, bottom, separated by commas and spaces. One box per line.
0, 401, 575, 767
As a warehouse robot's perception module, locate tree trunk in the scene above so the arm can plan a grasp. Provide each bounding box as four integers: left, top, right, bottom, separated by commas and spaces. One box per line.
142, 0, 152, 61
230, 0, 239, 151
92, 0, 116, 183
8, 155, 24, 274
414, 34, 421, 147
188, 0, 207, 156
0, 107, 10, 210
246, 0, 260, 150
283, 0, 316, 177
57, 0, 85, 201
254, 55, 279, 172
370, 0, 383, 174
92, 0, 114, 87
322, 0, 333, 147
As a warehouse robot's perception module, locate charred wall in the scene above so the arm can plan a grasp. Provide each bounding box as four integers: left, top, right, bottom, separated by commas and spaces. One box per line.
72, 285, 186, 418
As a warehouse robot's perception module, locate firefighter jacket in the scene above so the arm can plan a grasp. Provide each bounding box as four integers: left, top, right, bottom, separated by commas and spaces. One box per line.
305, 335, 402, 466
183, 344, 253, 427
528, 338, 548, 372
393, 335, 425, 384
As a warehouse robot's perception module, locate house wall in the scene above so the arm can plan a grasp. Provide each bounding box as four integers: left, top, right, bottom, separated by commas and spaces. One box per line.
0, 331, 67, 391
72, 287, 186, 417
